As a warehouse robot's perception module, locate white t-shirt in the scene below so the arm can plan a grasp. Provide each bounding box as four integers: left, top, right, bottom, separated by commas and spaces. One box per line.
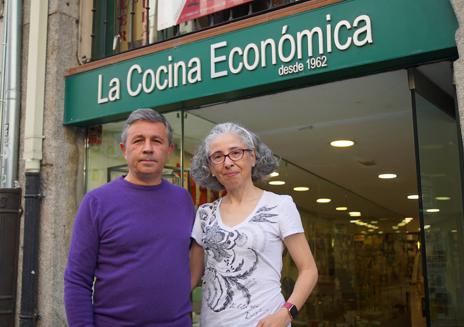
191, 191, 304, 327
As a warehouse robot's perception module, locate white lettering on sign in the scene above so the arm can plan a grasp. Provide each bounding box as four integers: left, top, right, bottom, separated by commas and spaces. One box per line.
97, 74, 108, 104
210, 14, 373, 79
127, 58, 202, 94
95, 14, 373, 104
98, 75, 121, 103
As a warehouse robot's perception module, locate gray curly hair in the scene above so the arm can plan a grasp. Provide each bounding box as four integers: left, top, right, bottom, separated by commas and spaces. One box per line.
121, 108, 173, 145
190, 122, 279, 191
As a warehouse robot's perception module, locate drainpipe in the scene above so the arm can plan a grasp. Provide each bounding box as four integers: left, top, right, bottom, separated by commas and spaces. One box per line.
0, 0, 20, 188
19, 0, 48, 326
0, 1, 8, 153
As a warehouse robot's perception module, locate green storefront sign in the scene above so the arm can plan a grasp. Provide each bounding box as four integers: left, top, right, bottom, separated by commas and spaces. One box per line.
64, 0, 458, 126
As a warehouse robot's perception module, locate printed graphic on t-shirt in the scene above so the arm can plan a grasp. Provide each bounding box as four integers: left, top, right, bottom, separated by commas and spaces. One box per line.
198, 201, 278, 315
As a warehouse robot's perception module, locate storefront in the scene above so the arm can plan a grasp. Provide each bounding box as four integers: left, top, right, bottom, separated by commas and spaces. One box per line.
64, 0, 464, 326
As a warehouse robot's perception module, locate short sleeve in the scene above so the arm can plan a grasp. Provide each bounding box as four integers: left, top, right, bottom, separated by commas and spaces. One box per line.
191, 205, 205, 246
278, 195, 304, 239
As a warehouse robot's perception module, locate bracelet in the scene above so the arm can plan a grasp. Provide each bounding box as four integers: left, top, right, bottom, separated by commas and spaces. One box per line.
282, 302, 298, 320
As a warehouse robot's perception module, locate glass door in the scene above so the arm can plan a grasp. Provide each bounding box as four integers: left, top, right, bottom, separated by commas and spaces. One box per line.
410, 66, 464, 326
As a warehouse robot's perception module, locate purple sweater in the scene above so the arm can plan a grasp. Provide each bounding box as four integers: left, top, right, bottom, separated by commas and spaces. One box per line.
64, 177, 195, 327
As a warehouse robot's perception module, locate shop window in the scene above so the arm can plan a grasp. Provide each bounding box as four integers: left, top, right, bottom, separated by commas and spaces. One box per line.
410, 65, 464, 326
89, 0, 311, 60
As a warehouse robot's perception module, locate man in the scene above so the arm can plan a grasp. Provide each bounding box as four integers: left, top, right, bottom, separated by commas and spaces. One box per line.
64, 109, 195, 326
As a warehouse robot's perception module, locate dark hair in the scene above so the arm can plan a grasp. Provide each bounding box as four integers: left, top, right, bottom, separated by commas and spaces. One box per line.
120, 108, 173, 145
190, 122, 279, 191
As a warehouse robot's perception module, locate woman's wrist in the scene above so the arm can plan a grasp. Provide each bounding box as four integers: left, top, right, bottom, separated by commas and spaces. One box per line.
278, 307, 292, 323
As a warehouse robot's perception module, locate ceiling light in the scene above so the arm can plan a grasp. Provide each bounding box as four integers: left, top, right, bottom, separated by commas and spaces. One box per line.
404, 217, 414, 223
293, 186, 309, 191
435, 196, 451, 201
451, 229, 457, 233
349, 211, 361, 217
269, 180, 285, 186
336, 207, 348, 211
392, 226, 399, 230
378, 173, 397, 179
330, 140, 355, 148
407, 194, 419, 200
269, 171, 279, 177
426, 208, 440, 213
316, 198, 332, 203
424, 225, 431, 229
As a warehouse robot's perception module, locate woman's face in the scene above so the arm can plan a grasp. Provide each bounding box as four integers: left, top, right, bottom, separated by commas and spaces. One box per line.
208, 132, 256, 191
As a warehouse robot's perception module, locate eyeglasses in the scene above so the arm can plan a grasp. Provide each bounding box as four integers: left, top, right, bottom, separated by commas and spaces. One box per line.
208, 149, 253, 165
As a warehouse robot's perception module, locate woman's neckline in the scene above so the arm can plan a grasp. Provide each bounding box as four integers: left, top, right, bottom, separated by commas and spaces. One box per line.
216, 190, 267, 230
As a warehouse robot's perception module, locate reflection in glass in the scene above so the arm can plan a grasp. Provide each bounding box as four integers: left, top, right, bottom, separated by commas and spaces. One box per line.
413, 90, 464, 326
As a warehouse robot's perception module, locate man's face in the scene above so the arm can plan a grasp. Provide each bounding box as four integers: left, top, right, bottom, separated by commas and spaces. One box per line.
120, 120, 174, 185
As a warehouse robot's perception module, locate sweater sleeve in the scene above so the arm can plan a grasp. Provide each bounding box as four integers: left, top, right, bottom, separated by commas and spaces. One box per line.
184, 187, 196, 229
64, 194, 100, 327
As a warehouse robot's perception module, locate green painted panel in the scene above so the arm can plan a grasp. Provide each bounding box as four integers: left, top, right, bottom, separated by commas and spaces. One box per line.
64, 0, 458, 125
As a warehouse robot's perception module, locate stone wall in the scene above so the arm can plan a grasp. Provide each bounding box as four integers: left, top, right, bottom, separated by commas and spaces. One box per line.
451, 0, 464, 138
18, 1, 85, 326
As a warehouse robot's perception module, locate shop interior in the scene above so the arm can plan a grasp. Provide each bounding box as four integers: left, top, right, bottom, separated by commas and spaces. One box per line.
85, 61, 463, 327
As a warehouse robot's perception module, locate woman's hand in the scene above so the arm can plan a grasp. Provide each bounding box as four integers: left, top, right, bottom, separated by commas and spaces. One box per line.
256, 308, 291, 327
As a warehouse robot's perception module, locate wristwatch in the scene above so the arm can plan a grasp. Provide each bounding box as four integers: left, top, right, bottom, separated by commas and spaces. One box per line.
282, 302, 298, 320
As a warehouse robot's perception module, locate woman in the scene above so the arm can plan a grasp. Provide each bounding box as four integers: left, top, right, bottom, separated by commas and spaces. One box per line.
190, 122, 318, 327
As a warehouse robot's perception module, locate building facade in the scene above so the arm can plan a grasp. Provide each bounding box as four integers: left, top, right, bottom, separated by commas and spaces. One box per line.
0, 0, 464, 326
